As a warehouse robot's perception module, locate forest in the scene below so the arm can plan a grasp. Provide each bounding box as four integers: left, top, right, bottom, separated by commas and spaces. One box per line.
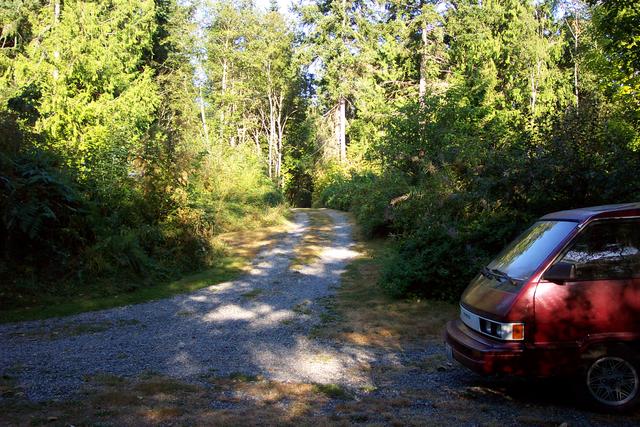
1, 0, 639, 309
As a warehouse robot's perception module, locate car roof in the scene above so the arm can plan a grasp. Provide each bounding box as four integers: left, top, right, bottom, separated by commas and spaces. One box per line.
540, 202, 640, 222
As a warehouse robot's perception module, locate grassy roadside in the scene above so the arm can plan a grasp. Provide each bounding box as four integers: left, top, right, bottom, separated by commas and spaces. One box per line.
0, 219, 293, 324
0, 373, 352, 426
315, 219, 458, 349
3, 371, 631, 426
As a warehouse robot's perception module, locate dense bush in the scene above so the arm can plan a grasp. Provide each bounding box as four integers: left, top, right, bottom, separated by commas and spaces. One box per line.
0, 99, 284, 306
309, 0, 640, 302
380, 197, 531, 301
0, 143, 284, 308
315, 165, 410, 236
316, 103, 640, 301
0, 152, 89, 281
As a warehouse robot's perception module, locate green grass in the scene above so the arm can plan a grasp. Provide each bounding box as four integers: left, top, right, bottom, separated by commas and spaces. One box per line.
0, 204, 293, 324
0, 256, 245, 324
320, 220, 457, 349
292, 300, 312, 315
228, 372, 261, 382
313, 383, 352, 400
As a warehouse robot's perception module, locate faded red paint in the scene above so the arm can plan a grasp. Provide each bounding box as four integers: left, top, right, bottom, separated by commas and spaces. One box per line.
445, 203, 640, 378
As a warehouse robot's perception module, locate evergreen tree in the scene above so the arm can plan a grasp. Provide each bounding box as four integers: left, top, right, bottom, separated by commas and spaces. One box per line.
299, 0, 376, 162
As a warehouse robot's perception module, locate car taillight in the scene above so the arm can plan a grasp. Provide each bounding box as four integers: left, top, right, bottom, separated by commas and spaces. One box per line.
479, 318, 525, 341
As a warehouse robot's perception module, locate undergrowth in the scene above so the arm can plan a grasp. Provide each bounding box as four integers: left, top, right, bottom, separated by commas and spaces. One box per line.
0, 146, 288, 319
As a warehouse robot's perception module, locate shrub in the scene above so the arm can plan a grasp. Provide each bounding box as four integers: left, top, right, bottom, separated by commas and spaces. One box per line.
348, 173, 409, 236
380, 202, 530, 301
380, 224, 481, 300
0, 139, 287, 309
0, 151, 90, 277
315, 168, 410, 236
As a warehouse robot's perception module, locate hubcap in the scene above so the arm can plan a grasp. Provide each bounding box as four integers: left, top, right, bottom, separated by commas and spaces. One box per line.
587, 357, 638, 406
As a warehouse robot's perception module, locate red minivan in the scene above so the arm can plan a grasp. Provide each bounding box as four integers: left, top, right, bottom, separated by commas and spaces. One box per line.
445, 203, 640, 411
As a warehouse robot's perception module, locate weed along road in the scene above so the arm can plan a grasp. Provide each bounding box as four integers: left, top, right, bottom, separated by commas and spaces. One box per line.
1, 209, 639, 425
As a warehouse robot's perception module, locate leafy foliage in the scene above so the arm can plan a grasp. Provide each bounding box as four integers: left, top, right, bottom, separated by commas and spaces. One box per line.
0, 151, 88, 278
1, 0, 639, 309
0, 0, 287, 309
309, 0, 640, 300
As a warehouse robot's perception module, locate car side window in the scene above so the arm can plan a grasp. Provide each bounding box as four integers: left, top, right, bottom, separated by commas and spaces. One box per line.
559, 219, 640, 281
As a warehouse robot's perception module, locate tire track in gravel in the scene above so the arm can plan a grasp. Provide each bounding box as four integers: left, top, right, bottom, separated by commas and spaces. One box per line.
0, 209, 372, 401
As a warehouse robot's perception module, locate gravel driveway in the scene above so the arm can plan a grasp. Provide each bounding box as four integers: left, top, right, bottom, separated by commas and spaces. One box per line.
0, 209, 372, 402
2, 209, 639, 426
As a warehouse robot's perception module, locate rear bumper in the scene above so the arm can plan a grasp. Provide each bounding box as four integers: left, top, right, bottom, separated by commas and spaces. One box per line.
444, 319, 527, 375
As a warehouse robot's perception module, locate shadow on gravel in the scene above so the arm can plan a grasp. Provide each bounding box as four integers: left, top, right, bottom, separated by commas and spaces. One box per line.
463, 375, 581, 407
0, 210, 367, 401
1, 210, 639, 426
428, 370, 640, 425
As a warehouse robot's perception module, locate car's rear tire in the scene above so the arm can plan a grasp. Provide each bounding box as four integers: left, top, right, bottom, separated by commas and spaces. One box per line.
583, 349, 639, 412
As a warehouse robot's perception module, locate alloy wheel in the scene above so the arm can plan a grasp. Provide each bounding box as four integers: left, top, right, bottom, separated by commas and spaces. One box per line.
586, 356, 639, 407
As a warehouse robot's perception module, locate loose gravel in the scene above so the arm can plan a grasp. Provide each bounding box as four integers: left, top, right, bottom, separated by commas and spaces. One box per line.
0, 209, 371, 402
2, 209, 638, 426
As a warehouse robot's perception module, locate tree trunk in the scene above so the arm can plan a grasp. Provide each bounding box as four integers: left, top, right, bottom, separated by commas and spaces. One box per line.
573, 24, 579, 111
237, 126, 245, 146
269, 95, 276, 179
419, 22, 428, 104
229, 103, 236, 147
275, 136, 281, 186
566, 9, 580, 112
254, 130, 261, 157
530, 56, 541, 124
530, 68, 537, 121
338, 97, 346, 162
220, 58, 227, 140
199, 87, 210, 148
268, 133, 272, 179
54, 0, 61, 22
275, 93, 286, 188
52, 0, 61, 80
